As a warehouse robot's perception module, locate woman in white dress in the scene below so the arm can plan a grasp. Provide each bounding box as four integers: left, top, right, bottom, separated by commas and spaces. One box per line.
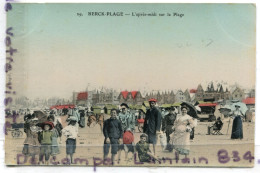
171, 105, 197, 156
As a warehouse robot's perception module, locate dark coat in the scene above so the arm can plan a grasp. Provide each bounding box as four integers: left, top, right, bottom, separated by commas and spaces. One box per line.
103, 118, 123, 139
162, 112, 176, 133
143, 107, 162, 135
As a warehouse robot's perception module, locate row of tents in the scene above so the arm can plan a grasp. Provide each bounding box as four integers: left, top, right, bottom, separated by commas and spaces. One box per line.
48, 99, 253, 119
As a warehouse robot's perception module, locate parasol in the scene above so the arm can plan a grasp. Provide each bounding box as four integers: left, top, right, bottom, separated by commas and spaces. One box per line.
180, 101, 199, 118
33, 111, 48, 124
230, 102, 248, 115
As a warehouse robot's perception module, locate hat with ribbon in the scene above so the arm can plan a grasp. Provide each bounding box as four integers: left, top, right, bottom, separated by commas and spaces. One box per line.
41, 121, 54, 130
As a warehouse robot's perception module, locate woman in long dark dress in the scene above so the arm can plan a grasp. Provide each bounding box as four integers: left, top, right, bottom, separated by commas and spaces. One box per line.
231, 105, 244, 139
79, 110, 85, 128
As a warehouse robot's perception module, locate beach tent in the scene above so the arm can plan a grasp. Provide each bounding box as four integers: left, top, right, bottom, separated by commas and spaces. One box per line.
172, 102, 181, 107
160, 104, 172, 109
92, 106, 102, 114
50, 104, 75, 110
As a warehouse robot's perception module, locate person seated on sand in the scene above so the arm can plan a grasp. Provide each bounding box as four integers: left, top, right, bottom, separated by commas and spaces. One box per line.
208, 117, 223, 134
135, 134, 158, 163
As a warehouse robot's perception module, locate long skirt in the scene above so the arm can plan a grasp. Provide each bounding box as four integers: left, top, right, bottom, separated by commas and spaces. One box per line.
171, 131, 190, 155
190, 128, 195, 140
22, 144, 40, 156
66, 138, 76, 155
51, 137, 60, 156
231, 116, 243, 139
79, 117, 85, 128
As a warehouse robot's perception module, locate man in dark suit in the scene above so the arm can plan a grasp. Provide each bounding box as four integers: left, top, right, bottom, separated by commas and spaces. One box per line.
162, 106, 177, 150
143, 98, 162, 155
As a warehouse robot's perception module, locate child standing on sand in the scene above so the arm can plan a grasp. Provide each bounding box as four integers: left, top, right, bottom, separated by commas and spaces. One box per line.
103, 108, 123, 164
22, 117, 41, 163
62, 116, 78, 164
38, 121, 54, 165
47, 115, 61, 159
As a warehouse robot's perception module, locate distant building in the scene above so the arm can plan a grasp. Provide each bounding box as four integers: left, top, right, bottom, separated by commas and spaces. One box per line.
242, 97, 255, 109
249, 89, 255, 98
184, 89, 191, 102
118, 90, 144, 105
73, 91, 88, 106
175, 90, 186, 103
92, 88, 119, 106
195, 84, 204, 101
144, 90, 175, 104
73, 87, 119, 107
189, 89, 197, 102
195, 82, 231, 102
231, 87, 245, 101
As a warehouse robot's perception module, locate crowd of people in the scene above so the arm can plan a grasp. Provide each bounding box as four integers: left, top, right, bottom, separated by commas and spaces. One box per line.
102, 98, 200, 164
11, 97, 248, 165
101, 99, 248, 164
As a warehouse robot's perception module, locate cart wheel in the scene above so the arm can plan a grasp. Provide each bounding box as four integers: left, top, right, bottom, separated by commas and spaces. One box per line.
11, 131, 15, 138
11, 130, 19, 138
19, 130, 23, 137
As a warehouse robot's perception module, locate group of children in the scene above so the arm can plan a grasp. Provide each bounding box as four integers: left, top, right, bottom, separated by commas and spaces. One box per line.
22, 114, 59, 165
23, 113, 79, 165
103, 107, 157, 164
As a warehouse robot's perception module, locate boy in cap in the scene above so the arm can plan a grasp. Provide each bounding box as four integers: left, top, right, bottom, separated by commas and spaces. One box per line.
62, 116, 79, 164
161, 106, 177, 150
38, 121, 54, 165
103, 108, 123, 164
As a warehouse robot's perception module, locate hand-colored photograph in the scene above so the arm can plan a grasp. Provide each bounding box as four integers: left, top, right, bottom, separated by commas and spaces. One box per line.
5, 3, 255, 168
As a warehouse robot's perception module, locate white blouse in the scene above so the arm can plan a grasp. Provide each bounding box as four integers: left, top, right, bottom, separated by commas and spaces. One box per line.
233, 110, 243, 117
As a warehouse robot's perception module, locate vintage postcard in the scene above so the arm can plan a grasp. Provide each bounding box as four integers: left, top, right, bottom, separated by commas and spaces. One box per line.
4, 3, 256, 168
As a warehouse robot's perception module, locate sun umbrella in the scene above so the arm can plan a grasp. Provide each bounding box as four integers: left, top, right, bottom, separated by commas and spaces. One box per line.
230, 102, 248, 115
33, 111, 48, 124
180, 101, 198, 118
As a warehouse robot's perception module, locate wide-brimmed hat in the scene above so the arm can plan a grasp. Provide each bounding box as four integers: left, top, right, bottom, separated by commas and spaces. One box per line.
181, 105, 190, 111
41, 121, 54, 130
148, 98, 157, 102
31, 117, 38, 121
67, 116, 78, 122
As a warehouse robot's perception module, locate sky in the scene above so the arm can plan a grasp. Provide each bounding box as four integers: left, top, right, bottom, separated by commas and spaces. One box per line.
7, 3, 256, 99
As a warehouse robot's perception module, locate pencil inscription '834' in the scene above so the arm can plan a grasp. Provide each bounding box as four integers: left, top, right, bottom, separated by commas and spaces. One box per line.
218, 150, 254, 164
